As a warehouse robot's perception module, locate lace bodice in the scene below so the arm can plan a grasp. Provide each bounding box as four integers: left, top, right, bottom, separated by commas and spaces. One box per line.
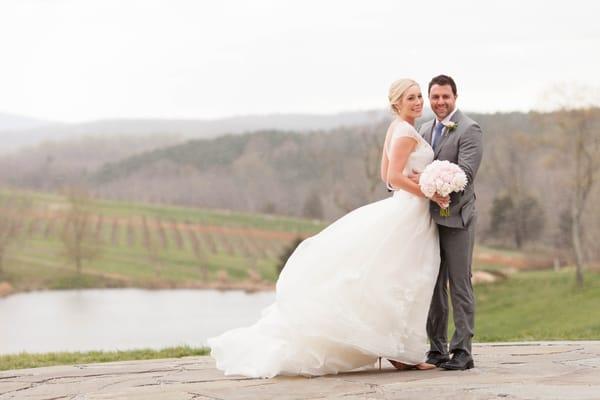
387, 119, 434, 176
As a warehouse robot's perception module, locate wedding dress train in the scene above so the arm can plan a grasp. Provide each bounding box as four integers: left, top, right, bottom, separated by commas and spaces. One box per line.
208, 120, 440, 377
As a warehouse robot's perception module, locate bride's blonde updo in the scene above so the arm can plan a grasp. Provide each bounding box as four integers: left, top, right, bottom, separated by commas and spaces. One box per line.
388, 79, 418, 115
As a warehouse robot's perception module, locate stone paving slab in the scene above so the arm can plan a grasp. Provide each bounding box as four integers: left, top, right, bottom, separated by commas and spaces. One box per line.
1, 341, 599, 399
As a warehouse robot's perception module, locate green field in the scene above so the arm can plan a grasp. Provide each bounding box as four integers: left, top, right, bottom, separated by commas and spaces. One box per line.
0, 346, 209, 371
0, 189, 324, 293
474, 269, 600, 341
3, 189, 324, 232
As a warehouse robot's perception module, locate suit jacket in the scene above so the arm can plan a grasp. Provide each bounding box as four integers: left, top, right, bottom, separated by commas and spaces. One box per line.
419, 109, 483, 228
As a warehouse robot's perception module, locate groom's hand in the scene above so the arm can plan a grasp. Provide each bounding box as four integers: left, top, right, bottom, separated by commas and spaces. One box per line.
408, 170, 420, 184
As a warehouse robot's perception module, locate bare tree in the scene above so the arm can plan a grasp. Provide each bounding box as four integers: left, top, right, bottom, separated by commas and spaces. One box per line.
540, 84, 600, 287
0, 214, 17, 274
302, 190, 324, 219
333, 123, 388, 213
0, 193, 30, 274
60, 186, 99, 273
362, 126, 386, 194
486, 131, 545, 248
559, 108, 600, 287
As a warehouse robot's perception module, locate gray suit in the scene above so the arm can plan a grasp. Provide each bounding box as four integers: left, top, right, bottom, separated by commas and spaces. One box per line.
418, 109, 483, 356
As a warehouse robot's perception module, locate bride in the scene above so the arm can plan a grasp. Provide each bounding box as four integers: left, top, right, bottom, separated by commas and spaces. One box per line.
208, 79, 449, 378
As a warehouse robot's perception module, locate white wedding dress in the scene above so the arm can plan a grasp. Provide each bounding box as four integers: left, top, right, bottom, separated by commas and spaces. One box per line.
208, 120, 440, 378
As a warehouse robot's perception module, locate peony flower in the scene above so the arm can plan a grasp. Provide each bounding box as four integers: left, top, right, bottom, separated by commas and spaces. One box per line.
419, 160, 468, 217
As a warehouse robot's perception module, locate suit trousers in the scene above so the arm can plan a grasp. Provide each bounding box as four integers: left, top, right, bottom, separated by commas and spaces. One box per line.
426, 215, 476, 355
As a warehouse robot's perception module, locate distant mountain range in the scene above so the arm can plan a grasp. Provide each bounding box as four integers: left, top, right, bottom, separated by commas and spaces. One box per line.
0, 109, 399, 154
0, 112, 56, 132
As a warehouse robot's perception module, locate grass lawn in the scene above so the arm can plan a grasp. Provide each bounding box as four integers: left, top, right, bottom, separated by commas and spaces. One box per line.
474, 269, 600, 341
0, 346, 209, 371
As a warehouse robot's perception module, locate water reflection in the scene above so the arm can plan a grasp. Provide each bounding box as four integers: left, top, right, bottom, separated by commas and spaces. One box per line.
0, 288, 275, 355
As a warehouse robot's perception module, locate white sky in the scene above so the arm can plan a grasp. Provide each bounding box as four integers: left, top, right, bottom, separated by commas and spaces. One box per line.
1, 0, 599, 122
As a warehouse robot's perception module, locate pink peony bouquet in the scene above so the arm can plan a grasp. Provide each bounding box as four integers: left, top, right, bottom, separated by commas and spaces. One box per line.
419, 160, 468, 216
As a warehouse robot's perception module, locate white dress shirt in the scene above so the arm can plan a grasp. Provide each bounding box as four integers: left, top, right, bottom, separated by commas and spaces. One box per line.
434, 107, 458, 130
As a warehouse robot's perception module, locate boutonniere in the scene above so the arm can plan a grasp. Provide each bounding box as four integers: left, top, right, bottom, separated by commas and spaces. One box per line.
442, 121, 458, 134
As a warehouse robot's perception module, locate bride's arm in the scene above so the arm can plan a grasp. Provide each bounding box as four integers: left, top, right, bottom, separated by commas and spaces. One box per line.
386, 137, 426, 198
380, 129, 392, 184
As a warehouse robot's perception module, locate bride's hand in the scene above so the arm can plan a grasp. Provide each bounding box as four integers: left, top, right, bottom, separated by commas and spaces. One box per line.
432, 194, 450, 209
408, 170, 420, 184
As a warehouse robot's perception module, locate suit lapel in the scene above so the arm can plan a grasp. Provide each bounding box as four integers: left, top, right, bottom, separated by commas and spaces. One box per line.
433, 109, 462, 158
450, 109, 462, 125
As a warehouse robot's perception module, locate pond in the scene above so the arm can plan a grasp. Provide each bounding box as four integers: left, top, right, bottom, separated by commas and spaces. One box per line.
0, 288, 275, 355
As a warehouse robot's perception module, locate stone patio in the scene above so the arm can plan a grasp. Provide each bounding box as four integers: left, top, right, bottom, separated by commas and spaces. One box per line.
1, 341, 599, 399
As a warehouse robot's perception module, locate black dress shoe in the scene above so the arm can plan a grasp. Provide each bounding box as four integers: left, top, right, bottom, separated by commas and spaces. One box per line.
425, 351, 450, 367
440, 350, 474, 370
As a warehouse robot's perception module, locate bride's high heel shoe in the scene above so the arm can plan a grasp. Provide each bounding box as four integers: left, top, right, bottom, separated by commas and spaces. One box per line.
415, 362, 436, 370
388, 359, 436, 371
378, 357, 382, 370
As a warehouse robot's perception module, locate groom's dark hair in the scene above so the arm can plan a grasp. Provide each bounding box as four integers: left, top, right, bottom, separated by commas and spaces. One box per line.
428, 75, 457, 96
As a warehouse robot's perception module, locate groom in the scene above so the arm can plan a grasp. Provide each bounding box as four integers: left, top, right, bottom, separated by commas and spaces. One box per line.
412, 75, 483, 370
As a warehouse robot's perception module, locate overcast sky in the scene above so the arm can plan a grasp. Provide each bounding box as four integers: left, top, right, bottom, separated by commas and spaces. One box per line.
1, 0, 599, 122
